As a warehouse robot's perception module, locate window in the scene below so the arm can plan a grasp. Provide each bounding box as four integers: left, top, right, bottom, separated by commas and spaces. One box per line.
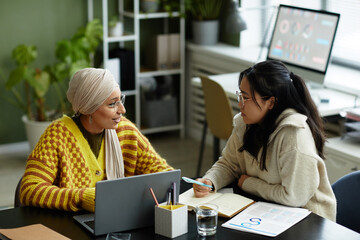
240, 0, 360, 69
327, 0, 360, 68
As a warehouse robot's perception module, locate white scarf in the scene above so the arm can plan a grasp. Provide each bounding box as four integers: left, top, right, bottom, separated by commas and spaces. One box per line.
67, 68, 125, 180
105, 129, 125, 179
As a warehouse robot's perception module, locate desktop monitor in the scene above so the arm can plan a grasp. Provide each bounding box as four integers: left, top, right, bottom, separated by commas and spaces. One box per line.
267, 4, 340, 87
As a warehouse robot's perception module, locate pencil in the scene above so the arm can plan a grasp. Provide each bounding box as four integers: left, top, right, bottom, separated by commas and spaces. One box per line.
149, 187, 159, 206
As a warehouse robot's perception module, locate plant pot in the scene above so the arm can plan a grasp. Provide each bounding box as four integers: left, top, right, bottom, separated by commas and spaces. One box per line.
140, 0, 159, 13
109, 22, 123, 37
192, 20, 219, 46
22, 115, 51, 151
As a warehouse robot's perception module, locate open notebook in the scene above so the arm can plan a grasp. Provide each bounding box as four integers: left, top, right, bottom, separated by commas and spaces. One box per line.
179, 188, 254, 218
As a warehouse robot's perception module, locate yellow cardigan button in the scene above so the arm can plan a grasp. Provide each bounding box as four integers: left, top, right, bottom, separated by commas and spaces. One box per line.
95, 170, 102, 176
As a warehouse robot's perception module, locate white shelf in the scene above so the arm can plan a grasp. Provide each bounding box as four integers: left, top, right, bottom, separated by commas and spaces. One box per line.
88, 0, 185, 137
105, 33, 136, 42
123, 11, 180, 19
139, 69, 183, 78
122, 89, 137, 96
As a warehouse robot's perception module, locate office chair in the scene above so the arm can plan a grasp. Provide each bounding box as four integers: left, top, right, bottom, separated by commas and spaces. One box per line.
332, 171, 360, 233
14, 177, 24, 207
196, 76, 234, 177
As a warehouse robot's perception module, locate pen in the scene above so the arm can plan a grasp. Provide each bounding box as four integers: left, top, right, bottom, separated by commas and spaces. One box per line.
171, 182, 177, 205
167, 188, 172, 205
149, 187, 159, 207
182, 176, 213, 189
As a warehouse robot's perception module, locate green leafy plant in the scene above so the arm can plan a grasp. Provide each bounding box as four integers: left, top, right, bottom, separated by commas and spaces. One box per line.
4, 44, 51, 121
48, 19, 103, 116
185, 0, 223, 21
2, 19, 103, 122
160, 0, 180, 17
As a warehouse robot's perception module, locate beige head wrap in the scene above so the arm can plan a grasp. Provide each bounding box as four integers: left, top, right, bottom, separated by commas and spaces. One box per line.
67, 68, 124, 180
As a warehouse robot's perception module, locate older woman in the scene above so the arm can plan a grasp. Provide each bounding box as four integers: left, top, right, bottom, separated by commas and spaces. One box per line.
20, 68, 173, 212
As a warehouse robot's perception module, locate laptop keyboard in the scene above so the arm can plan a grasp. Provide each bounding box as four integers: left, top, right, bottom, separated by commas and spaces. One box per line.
84, 220, 95, 230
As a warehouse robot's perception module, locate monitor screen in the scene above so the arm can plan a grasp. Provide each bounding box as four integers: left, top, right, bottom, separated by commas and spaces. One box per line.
267, 4, 340, 85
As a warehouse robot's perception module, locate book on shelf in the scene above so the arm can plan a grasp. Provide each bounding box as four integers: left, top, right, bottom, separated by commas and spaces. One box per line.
345, 108, 360, 121
178, 188, 255, 218
146, 34, 180, 71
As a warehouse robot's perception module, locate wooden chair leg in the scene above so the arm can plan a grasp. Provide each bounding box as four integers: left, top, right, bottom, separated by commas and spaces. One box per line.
196, 121, 207, 177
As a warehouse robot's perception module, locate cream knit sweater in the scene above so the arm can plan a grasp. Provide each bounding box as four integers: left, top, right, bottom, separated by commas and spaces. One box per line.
204, 109, 336, 221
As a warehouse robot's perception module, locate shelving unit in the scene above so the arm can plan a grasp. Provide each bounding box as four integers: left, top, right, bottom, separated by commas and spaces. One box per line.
87, 0, 185, 137
341, 108, 360, 140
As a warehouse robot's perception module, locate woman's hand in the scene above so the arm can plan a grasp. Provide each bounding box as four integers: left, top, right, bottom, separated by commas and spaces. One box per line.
238, 174, 249, 189
193, 178, 213, 198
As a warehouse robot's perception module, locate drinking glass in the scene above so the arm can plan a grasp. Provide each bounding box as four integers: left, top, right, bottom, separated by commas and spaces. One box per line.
196, 203, 218, 236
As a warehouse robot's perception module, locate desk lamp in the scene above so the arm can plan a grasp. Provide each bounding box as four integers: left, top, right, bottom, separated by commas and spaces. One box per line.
225, 0, 247, 34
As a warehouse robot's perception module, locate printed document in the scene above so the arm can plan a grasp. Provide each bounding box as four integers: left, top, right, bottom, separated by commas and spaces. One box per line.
222, 201, 311, 237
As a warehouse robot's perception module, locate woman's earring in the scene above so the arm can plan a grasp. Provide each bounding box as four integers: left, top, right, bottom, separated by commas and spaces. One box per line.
89, 115, 92, 124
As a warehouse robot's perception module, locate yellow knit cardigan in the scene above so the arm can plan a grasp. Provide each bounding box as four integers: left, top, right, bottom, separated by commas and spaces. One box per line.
20, 115, 173, 212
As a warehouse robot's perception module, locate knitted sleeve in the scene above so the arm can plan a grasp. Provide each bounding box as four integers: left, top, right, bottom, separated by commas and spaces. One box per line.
20, 118, 96, 212
117, 117, 173, 176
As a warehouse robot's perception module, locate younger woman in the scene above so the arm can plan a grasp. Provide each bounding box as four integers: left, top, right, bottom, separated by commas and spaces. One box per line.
194, 60, 336, 221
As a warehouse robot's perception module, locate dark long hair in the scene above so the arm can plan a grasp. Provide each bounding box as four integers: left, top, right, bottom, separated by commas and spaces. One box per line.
238, 60, 325, 170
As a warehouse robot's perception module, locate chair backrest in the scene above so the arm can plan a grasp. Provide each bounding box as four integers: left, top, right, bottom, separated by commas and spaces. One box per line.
332, 171, 360, 233
14, 177, 23, 208
200, 76, 234, 140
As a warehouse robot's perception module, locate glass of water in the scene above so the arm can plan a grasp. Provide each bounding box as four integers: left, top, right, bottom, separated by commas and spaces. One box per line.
196, 203, 218, 236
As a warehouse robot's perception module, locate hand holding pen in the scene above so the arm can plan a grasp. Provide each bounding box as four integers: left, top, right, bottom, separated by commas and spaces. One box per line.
192, 178, 213, 198
182, 177, 213, 198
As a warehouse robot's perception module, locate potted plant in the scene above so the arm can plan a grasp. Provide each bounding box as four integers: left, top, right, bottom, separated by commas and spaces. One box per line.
2, 44, 53, 150
186, 0, 223, 45
160, 0, 181, 17
108, 15, 123, 37
47, 18, 103, 116
2, 19, 103, 150
5, 44, 51, 122
140, 0, 160, 13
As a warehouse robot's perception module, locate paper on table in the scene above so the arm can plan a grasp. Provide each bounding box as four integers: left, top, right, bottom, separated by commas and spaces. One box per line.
222, 201, 311, 237
0, 224, 70, 240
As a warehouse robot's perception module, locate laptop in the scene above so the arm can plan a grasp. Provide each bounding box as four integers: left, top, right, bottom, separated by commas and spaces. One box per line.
73, 169, 181, 236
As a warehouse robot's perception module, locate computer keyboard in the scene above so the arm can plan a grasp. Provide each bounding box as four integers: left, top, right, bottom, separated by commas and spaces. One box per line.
84, 220, 95, 230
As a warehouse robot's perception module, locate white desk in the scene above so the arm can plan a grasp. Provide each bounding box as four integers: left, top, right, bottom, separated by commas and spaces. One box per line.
325, 136, 360, 184
192, 72, 359, 117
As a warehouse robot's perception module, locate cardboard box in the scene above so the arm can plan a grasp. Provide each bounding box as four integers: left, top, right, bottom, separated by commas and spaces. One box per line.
147, 34, 169, 70
146, 34, 180, 70
106, 58, 121, 85
155, 204, 188, 238
169, 34, 180, 69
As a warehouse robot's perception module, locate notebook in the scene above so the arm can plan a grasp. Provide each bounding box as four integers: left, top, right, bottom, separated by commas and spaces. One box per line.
73, 169, 181, 236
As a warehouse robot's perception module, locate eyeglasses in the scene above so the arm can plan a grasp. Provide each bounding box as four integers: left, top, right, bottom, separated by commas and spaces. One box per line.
108, 95, 126, 112
235, 91, 267, 108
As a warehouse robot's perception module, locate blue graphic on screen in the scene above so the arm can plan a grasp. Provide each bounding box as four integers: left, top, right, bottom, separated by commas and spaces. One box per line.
267, 5, 340, 73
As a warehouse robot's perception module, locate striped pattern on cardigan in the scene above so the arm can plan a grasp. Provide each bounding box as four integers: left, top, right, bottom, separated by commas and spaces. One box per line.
20, 115, 173, 212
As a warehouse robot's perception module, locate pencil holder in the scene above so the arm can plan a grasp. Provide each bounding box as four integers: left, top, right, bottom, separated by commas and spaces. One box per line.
155, 204, 188, 238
